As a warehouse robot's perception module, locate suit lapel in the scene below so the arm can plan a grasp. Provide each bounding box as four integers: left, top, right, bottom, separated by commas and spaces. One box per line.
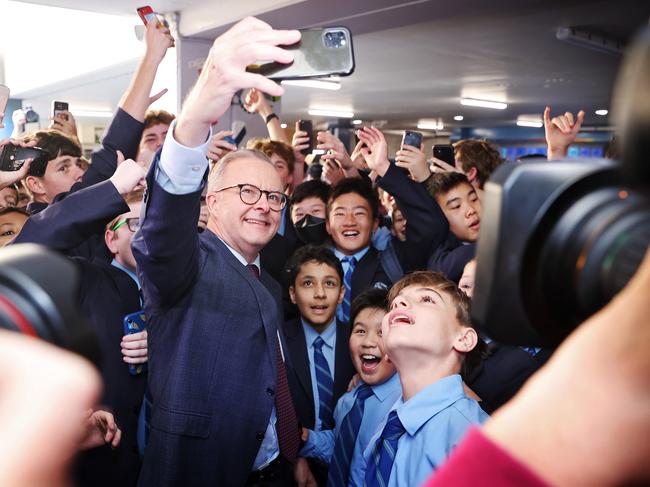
351, 247, 380, 302
285, 320, 314, 405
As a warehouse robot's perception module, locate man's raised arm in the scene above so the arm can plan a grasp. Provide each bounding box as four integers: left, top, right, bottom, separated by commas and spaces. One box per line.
132, 17, 300, 308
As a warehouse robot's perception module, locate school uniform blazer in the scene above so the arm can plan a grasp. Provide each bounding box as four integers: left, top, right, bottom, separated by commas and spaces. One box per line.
132, 163, 287, 487
283, 318, 356, 430
26, 107, 143, 262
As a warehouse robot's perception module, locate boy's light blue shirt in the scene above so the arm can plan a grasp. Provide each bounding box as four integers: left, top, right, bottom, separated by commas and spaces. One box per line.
363, 374, 489, 487
301, 317, 337, 431
302, 372, 402, 486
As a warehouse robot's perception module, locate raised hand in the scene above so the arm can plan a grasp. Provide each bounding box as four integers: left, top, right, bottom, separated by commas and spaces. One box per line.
109, 154, 147, 195
322, 159, 346, 186
357, 127, 390, 177
207, 130, 237, 162
0, 138, 38, 190
144, 18, 175, 64
395, 143, 429, 182
317, 131, 354, 170
176, 17, 300, 147
544, 106, 585, 160
49, 111, 79, 143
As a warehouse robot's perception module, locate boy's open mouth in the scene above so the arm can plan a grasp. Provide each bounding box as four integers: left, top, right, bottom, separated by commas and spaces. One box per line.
360, 353, 381, 372
388, 311, 414, 327
309, 304, 329, 315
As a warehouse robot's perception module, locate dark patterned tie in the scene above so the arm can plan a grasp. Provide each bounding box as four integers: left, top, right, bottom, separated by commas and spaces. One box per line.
364, 411, 406, 486
247, 263, 301, 463
327, 384, 373, 487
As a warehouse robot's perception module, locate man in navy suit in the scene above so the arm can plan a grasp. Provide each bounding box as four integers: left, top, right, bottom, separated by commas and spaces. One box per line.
132, 18, 305, 487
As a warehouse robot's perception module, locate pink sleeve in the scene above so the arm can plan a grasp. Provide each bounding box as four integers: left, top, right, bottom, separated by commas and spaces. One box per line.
421, 428, 550, 487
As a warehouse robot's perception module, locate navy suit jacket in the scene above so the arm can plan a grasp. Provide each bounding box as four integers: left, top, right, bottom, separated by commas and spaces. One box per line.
132, 163, 287, 487
283, 318, 356, 430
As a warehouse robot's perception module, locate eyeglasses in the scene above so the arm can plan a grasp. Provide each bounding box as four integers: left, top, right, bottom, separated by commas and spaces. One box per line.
111, 218, 140, 232
212, 183, 287, 212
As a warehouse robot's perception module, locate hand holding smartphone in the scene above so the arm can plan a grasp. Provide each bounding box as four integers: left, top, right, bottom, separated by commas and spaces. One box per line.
401, 130, 423, 149
433, 144, 455, 167
52, 101, 69, 121
297, 120, 314, 155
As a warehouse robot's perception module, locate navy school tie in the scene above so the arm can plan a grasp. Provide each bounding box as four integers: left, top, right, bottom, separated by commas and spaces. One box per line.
341, 256, 357, 323
327, 384, 374, 487
364, 411, 406, 487
313, 336, 334, 430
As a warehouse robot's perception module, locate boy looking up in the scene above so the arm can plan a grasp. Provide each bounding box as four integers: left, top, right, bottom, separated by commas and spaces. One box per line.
284, 245, 357, 483
364, 271, 488, 487
425, 171, 482, 282
301, 288, 401, 487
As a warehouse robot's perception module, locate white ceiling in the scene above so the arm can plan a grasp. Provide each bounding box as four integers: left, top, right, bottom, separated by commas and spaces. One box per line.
6, 0, 649, 130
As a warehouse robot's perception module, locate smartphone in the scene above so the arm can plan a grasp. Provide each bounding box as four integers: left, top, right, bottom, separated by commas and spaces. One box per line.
298, 119, 313, 155
246, 27, 355, 80
0, 85, 9, 122
137, 5, 156, 24
0, 145, 48, 172
224, 122, 247, 146
433, 144, 455, 166
401, 130, 423, 149
123, 311, 147, 376
52, 101, 69, 121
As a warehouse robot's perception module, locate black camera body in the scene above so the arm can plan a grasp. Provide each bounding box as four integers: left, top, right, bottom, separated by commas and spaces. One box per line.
472, 159, 650, 347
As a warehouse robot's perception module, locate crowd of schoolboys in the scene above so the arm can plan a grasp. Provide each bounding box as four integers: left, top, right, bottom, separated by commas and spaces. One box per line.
0, 19, 592, 487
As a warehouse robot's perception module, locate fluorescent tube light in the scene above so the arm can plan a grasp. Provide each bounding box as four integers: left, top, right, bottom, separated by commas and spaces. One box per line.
460, 98, 508, 110
516, 120, 543, 128
308, 108, 354, 118
282, 79, 341, 91
417, 118, 444, 130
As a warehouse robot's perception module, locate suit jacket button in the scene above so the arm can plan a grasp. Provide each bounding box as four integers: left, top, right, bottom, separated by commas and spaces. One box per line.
266, 387, 275, 396
256, 432, 265, 441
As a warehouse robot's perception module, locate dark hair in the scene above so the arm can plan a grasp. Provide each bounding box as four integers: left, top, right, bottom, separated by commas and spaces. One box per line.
291, 179, 331, 208
453, 139, 502, 188
425, 171, 472, 199
0, 206, 30, 219
248, 139, 296, 174
388, 270, 485, 380
144, 110, 175, 130
349, 288, 389, 329
23, 130, 82, 177
328, 178, 379, 220
286, 245, 344, 286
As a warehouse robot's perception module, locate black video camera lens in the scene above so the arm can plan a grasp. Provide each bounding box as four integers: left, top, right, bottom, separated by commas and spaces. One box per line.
324, 30, 347, 49
0, 244, 99, 364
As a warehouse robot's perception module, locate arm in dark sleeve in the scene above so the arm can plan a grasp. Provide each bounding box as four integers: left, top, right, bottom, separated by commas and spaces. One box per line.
13, 180, 129, 251
131, 158, 202, 309
54, 108, 145, 202
377, 164, 449, 271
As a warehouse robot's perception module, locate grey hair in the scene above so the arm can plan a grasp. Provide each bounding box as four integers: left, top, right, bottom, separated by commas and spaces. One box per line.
207, 149, 274, 192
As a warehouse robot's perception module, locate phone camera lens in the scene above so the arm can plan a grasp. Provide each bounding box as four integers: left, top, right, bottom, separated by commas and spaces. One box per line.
324, 30, 346, 49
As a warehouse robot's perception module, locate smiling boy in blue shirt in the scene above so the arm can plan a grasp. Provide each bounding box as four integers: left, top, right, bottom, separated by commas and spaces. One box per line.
300, 288, 402, 487
363, 271, 488, 487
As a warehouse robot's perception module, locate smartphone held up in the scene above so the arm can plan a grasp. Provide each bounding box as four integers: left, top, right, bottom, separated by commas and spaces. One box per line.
246, 27, 355, 80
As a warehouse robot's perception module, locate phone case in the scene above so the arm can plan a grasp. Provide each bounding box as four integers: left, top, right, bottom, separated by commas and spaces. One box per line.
123, 311, 147, 376
402, 131, 423, 148
247, 27, 355, 80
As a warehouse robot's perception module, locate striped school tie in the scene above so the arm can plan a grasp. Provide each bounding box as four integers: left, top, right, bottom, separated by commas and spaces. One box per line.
341, 256, 357, 322
327, 384, 373, 487
313, 336, 334, 430
364, 411, 406, 487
